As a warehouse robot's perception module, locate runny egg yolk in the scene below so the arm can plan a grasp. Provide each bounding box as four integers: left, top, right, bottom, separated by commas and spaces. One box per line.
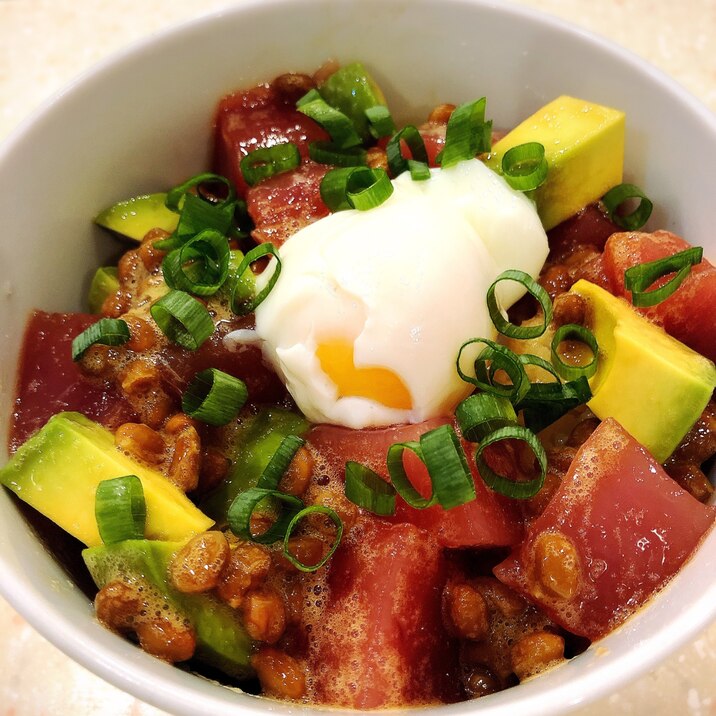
315, 340, 413, 410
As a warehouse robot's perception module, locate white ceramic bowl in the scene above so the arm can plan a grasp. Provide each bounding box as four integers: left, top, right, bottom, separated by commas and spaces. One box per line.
1, 0, 714, 714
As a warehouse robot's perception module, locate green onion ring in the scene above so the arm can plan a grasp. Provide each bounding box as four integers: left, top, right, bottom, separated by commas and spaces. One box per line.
230, 243, 282, 315
161, 229, 230, 296
309, 141, 367, 167
344, 461, 397, 516
437, 97, 491, 168
150, 289, 214, 350
240, 143, 301, 187
165, 172, 236, 213
71, 318, 130, 361
227, 487, 303, 544
518, 353, 561, 382
282, 505, 344, 572
386, 125, 429, 178
386, 441, 436, 509
624, 246, 703, 307
475, 426, 547, 499
296, 89, 362, 149
517, 376, 592, 433
456, 393, 518, 442
95, 475, 146, 544
602, 183, 653, 230
181, 368, 248, 426
501, 142, 548, 192
256, 435, 306, 491
550, 323, 599, 381
486, 269, 553, 338
320, 166, 394, 212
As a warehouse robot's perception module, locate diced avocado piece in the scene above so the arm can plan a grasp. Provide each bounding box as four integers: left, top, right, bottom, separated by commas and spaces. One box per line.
95, 192, 179, 242
570, 279, 716, 462
319, 62, 388, 142
87, 266, 119, 314
0, 412, 213, 546
83, 540, 253, 679
486, 96, 625, 230
200, 408, 310, 523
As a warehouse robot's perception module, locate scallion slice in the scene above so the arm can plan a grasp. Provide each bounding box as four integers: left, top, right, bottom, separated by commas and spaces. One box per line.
624, 246, 703, 307
181, 368, 248, 426
386, 441, 436, 509
161, 229, 230, 296
456, 393, 518, 442
256, 435, 306, 490
165, 172, 236, 213
550, 323, 599, 381
501, 142, 548, 191
95, 475, 146, 544
518, 353, 561, 382
240, 143, 301, 187
517, 376, 592, 433
71, 318, 130, 361
602, 183, 653, 230
155, 193, 235, 252
227, 487, 303, 544
150, 290, 214, 350
486, 269, 553, 338
283, 506, 343, 572
309, 141, 367, 167
296, 89, 362, 149
456, 338, 530, 404
386, 125, 429, 178
344, 461, 396, 516
407, 159, 431, 181
419, 424, 475, 509
437, 98, 491, 168
365, 105, 396, 139
230, 243, 282, 315
474, 426, 547, 499
320, 166, 394, 212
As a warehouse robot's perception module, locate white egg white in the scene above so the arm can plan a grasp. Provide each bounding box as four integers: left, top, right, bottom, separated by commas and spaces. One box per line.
252, 158, 549, 428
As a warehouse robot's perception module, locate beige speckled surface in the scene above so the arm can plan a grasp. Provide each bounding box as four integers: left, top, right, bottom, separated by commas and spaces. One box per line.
0, 1, 715, 714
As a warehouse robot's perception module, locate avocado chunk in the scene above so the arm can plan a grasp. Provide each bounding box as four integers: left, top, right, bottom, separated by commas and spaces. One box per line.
200, 407, 309, 523
83, 539, 253, 679
87, 266, 119, 313
95, 192, 179, 242
319, 62, 388, 142
0, 412, 213, 546
570, 280, 716, 462
486, 96, 625, 230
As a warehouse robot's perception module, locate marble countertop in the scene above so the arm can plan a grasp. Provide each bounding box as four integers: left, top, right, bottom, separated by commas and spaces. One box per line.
0, 1, 714, 714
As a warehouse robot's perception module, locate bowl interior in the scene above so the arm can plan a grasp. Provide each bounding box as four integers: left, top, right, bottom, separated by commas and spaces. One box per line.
0, 0, 714, 714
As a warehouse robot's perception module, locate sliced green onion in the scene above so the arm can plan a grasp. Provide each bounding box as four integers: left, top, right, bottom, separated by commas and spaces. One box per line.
501, 142, 548, 191
456, 393, 518, 442
320, 166, 394, 212
165, 172, 235, 213
296, 89, 362, 149
161, 229, 230, 296
456, 338, 530, 404
602, 183, 653, 230
551, 323, 599, 380
155, 193, 235, 252
624, 246, 703, 307
230, 243, 282, 315
344, 461, 396, 516
87, 266, 119, 314
240, 143, 301, 187
365, 105, 396, 139
256, 435, 306, 490
72, 318, 130, 361
150, 290, 214, 350
475, 426, 547, 499
518, 353, 561, 382
227, 487, 303, 544
95, 475, 146, 544
181, 368, 248, 426
517, 376, 592, 433
309, 141, 367, 167
486, 269, 553, 338
386, 125, 429, 178
419, 424, 475, 509
437, 98, 491, 168
407, 159, 431, 181
283, 505, 343, 572
386, 441, 436, 509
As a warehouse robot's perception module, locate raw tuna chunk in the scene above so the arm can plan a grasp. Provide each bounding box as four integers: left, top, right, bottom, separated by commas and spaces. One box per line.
494, 418, 715, 640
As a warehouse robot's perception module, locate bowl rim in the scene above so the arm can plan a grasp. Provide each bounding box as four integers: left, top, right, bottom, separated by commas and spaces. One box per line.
0, 0, 714, 714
